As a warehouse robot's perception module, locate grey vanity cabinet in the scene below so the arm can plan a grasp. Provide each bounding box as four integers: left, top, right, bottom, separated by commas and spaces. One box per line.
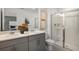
0, 33, 45, 51
29, 33, 46, 51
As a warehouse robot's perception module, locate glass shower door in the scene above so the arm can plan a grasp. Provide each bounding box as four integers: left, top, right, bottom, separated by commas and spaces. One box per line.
51, 14, 64, 47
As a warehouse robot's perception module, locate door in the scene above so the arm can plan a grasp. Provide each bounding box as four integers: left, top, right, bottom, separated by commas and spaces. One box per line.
65, 12, 79, 50
51, 14, 64, 47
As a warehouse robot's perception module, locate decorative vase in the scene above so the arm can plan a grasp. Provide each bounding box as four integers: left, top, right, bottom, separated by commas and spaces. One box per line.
20, 30, 24, 34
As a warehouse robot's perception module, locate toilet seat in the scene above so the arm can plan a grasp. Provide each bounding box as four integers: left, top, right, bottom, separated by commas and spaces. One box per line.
45, 39, 55, 45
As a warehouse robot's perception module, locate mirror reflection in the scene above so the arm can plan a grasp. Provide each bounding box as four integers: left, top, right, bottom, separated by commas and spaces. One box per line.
0, 8, 2, 31
3, 8, 39, 32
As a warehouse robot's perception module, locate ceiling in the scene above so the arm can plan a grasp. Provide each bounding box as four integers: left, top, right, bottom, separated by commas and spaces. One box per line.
20, 8, 79, 14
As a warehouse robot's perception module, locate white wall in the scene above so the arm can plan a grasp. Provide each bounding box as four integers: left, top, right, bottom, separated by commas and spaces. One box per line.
46, 9, 52, 39
4, 8, 39, 30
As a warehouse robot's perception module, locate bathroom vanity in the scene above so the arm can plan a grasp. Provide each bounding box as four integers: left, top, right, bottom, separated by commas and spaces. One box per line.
0, 31, 46, 51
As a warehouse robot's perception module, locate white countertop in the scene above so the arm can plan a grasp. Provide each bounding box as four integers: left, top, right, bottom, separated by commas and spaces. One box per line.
0, 31, 45, 42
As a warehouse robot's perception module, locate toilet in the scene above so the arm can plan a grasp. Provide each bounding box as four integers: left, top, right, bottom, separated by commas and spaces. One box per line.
45, 39, 55, 51
46, 39, 71, 51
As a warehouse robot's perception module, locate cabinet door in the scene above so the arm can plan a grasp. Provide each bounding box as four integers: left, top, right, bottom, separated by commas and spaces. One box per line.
29, 39, 39, 51
29, 38, 46, 51
38, 36, 46, 51
29, 33, 46, 51
15, 42, 28, 51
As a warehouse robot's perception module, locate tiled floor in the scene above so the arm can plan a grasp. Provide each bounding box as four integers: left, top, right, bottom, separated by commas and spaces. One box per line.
46, 44, 72, 51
